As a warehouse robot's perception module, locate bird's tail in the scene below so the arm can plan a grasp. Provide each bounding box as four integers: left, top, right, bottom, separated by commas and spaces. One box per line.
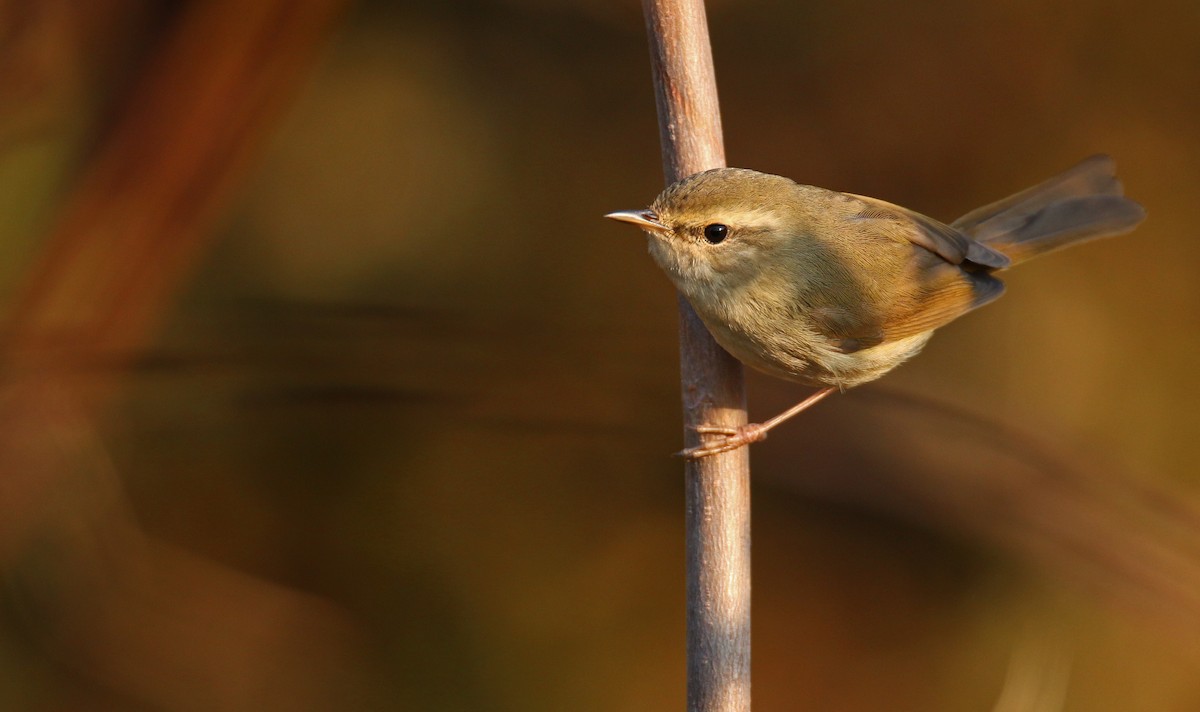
953, 155, 1146, 267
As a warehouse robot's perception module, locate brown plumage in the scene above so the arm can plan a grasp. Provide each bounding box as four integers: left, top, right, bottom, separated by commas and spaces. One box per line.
609, 155, 1144, 390
606, 156, 1145, 457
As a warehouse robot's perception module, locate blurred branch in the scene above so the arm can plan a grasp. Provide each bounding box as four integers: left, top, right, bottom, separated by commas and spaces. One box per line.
765, 386, 1200, 647
3, 0, 348, 399
639, 1, 750, 711
0, 1, 359, 709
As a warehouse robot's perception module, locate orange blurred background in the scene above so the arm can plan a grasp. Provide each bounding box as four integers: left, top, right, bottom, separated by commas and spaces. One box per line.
1, 1, 1198, 710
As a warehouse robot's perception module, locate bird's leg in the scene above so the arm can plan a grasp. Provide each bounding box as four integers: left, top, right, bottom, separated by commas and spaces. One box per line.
679, 386, 837, 459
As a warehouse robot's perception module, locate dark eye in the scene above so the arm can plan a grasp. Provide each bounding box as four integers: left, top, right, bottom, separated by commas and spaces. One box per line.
702, 223, 729, 244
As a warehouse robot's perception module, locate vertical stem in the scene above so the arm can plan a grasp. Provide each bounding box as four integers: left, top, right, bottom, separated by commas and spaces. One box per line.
639, 2, 751, 711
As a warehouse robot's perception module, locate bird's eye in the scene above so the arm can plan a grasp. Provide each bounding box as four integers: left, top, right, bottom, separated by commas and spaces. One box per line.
702, 223, 729, 244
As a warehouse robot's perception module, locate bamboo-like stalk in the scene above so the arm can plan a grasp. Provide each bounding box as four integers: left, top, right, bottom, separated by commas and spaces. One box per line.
639, 2, 751, 711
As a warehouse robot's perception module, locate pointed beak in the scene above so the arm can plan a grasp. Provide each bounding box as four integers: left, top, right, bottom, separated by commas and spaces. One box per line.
604, 209, 670, 234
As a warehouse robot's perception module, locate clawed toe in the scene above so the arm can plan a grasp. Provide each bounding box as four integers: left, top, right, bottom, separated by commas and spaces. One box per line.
673, 388, 836, 460
677, 423, 769, 459
690, 424, 739, 436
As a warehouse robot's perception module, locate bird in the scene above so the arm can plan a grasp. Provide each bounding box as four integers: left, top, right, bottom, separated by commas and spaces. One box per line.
606, 155, 1145, 458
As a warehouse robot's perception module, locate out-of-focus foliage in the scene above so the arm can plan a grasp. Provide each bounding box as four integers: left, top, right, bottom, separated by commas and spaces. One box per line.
1, 0, 1198, 710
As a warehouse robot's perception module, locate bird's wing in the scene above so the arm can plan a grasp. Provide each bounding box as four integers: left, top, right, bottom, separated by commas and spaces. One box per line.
878, 259, 1006, 345
812, 196, 1008, 354
848, 193, 1011, 269
815, 256, 1006, 353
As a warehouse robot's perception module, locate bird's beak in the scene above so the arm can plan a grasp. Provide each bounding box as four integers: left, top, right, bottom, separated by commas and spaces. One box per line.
604, 209, 669, 234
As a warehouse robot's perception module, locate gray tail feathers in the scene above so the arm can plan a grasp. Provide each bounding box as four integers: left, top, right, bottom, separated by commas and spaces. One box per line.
952, 155, 1146, 266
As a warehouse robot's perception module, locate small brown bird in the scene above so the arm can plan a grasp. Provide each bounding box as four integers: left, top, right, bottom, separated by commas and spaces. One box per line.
607, 155, 1145, 458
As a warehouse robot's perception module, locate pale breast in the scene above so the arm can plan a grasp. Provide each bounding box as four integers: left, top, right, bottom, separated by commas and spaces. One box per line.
691, 287, 935, 389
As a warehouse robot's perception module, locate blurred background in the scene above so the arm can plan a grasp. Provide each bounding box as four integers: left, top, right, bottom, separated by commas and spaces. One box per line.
0, 0, 1198, 710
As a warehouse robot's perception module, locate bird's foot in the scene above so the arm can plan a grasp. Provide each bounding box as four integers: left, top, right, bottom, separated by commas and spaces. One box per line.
677, 423, 769, 459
